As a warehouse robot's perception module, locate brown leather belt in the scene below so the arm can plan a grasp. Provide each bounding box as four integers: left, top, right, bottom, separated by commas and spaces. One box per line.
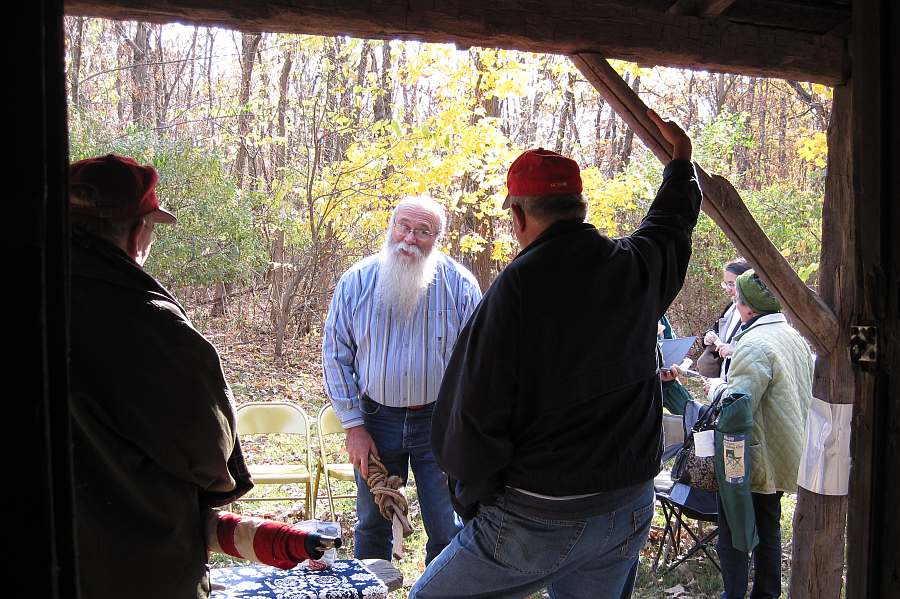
362, 395, 429, 411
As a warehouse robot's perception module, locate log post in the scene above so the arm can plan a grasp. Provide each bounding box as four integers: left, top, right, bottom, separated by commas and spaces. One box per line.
570, 53, 839, 356
788, 85, 852, 599
841, 0, 898, 596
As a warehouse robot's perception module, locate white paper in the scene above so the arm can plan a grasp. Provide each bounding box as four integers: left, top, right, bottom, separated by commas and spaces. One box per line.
798, 396, 852, 495
694, 429, 716, 457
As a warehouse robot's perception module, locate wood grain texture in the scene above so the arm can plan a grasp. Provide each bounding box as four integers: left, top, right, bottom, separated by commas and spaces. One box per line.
789, 84, 853, 599
64, 0, 848, 84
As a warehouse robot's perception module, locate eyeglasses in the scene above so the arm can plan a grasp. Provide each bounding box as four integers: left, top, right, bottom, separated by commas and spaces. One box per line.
721, 281, 736, 290
393, 222, 435, 241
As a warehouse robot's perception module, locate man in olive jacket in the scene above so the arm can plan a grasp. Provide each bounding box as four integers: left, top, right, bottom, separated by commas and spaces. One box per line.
410, 112, 701, 599
68, 154, 253, 599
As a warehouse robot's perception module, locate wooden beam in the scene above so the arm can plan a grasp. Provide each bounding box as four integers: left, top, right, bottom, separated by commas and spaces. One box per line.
789, 84, 851, 599
843, 0, 897, 596
571, 53, 840, 356
64, 0, 848, 85
668, 0, 736, 18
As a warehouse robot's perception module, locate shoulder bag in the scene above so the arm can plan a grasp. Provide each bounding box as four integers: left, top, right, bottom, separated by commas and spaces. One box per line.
670, 394, 723, 492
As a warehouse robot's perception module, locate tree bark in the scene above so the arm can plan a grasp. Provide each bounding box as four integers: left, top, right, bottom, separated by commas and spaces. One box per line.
130, 22, 151, 126
457, 50, 500, 291
233, 32, 262, 189
619, 75, 640, 168
373, 41, 392, 122
554, 72, 575, 154
788, 85, 851, 599
275, 43, 294, 171
68, 17, 85, 111
734, 77, 755, 183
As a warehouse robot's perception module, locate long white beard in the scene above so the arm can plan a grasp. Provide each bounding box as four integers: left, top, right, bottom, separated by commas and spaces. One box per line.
375, 239, 438, 319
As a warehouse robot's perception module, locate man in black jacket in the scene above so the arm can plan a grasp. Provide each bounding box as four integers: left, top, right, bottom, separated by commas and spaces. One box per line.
68, 154, 253, 599
410, 112, 700, 599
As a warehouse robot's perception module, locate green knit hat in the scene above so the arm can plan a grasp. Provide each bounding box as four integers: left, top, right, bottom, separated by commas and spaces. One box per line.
736, 270, 781, 314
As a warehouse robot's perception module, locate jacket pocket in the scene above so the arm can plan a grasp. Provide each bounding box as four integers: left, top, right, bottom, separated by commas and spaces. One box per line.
749, 443, 771, 490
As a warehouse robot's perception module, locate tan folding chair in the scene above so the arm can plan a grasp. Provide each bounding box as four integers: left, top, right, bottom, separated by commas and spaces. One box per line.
235, 401, 313, 517
312, 404, 357, 520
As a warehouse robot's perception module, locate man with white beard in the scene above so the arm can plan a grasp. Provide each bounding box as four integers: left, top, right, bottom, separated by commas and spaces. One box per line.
322, 195, 482, 564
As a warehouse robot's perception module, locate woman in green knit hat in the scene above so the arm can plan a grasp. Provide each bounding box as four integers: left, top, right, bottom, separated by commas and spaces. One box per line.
704, 270, 814, 598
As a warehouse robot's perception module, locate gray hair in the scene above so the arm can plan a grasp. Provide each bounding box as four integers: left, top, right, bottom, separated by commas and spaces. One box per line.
507, 193, 588, 223
69, 186, 142, 245
390, 195, 447, 238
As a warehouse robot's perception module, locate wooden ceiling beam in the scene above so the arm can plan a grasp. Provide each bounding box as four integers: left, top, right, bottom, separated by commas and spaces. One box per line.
571, 53, 840, 355
65, 0, 847, 85
668, 0, 736, 18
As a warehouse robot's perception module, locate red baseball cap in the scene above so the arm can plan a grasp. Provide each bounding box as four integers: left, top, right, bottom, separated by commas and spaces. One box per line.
68, 154, 177, 224
503, 148, 583, 208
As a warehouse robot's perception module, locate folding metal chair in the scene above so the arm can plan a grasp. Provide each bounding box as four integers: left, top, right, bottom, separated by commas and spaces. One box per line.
234, 401, 313, 517
312, 404, 357, 520
652, 400, 720, 574
653, 481, 720, 573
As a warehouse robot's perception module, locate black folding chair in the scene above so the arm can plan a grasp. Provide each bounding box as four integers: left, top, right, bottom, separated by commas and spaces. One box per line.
652, 401, 720, 574
652, 481, 720, 574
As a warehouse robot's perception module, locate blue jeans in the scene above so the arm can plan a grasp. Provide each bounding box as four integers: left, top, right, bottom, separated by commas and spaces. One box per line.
409, 486, 655, 599
716, 491, 783, 598
353, 398, 462, 564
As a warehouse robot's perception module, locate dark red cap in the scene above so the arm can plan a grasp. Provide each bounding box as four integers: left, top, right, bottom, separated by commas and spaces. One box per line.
503, 148, 583, 208
68, 154, 176, 224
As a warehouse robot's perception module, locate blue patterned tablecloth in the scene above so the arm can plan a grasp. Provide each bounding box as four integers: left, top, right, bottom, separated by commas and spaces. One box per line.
211, 560, 389, 598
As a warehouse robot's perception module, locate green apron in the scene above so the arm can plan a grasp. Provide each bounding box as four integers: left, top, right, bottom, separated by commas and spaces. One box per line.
715, 392, 758, 553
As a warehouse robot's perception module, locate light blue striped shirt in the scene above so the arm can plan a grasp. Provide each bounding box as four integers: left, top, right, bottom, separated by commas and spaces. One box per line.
322, 252, 482, 428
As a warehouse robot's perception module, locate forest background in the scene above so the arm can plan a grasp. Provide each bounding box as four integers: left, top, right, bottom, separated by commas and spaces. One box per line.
64, 16, 830, 594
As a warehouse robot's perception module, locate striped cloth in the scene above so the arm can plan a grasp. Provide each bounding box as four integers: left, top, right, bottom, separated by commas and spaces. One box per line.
323, 252, 481, 428
206, 510, 320, 570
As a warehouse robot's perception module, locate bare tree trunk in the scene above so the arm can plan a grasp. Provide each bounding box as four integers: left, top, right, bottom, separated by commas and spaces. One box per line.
153, 25, 165, 132
130, 22, 151, 126
619, 75, 640, 168
205, 29, 217, 138
757, 80, 769, 184
115, 29, 126, 121
400, 45, 417, 126
68, 17, 85, 111
373, 41, 392, 122
685, 72, 696, 131
778, 94, 788, 172
275, 44, 295, 172
233, 32, 262, 189
269, 230, 285, 328
210, 283, 227, 317
518, 56, 550, 147
554, 72, 575, 154
155, 27, 196, 136
593, 100, 606, 168
735, 77, 756, 182
455, 50, 500, 291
